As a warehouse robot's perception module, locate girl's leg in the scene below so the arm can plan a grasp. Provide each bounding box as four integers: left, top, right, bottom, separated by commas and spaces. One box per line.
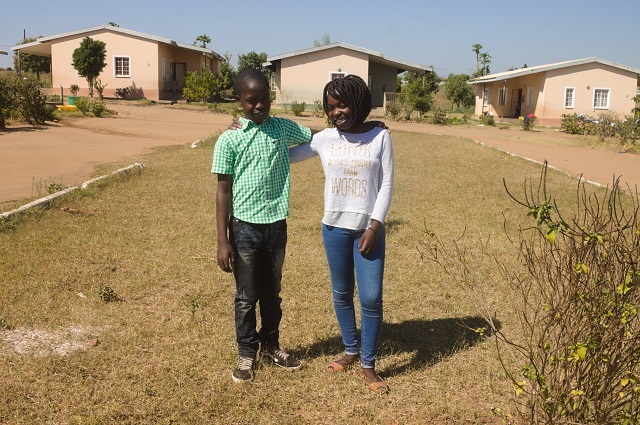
353, 228, 385, 368
322, 224, 359, 356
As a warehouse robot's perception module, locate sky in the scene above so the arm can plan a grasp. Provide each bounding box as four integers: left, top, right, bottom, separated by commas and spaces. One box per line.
1, 0, 639, 77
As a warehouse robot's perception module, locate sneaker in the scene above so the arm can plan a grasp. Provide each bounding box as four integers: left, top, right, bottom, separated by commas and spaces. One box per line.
261, 346, 302, 371
231, 356, 255, 383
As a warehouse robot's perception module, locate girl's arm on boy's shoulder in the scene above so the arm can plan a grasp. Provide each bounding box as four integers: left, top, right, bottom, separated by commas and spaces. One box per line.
289, 141, 317, 164
216, 174, 234, 273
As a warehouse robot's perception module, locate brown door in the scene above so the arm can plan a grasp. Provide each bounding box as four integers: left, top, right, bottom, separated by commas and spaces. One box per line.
511, 89, 522, 117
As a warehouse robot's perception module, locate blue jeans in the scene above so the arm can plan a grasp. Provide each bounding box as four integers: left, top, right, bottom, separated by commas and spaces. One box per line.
230, 218, 287, 357
321, 224, 385, 368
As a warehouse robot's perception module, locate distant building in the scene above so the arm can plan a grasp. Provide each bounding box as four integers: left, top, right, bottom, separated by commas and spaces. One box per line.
11, 24, 224, 101
469, 57, 640, 126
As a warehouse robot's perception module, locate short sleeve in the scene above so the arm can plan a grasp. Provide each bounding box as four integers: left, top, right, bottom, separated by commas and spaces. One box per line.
211, 132, 234, 175
281, 119, 312, 146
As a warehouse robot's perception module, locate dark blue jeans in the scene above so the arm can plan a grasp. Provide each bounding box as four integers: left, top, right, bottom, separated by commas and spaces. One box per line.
321, 224, 385, 368
230, 217, 287, 357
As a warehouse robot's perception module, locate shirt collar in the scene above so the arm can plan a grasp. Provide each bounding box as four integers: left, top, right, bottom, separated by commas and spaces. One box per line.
239, 115, 271, 131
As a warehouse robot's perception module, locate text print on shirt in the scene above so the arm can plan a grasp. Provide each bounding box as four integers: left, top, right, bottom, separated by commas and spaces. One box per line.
329, 140, 375, 199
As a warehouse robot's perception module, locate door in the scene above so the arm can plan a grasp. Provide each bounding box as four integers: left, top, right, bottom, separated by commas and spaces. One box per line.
511, 89, 522, 117
173, 63, 187, 91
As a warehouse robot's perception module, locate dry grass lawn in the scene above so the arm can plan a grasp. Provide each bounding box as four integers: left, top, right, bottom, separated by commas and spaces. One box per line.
0, 128, 606, 423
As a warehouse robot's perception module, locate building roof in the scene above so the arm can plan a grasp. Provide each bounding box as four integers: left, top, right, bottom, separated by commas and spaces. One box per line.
11, 24, 224, 61
264, 42, 432, 74
469, 57, 640, 84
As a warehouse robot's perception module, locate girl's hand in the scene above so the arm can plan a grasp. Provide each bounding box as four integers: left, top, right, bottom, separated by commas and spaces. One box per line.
357, 228, 378, 255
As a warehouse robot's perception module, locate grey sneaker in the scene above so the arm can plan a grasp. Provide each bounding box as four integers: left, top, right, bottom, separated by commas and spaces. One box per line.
261, 346, 302, 371
231, 356, 255, 383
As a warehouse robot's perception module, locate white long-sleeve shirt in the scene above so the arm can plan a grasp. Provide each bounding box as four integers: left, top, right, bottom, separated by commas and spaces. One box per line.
289, 126, 394, 230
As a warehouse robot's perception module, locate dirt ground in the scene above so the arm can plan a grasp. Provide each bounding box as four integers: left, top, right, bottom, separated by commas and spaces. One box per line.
1, 102, 640, 206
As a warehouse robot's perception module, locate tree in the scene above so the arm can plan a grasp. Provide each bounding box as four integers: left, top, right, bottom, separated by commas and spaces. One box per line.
402, 71, 439, 119
182, 67, 227, 103
220, 52, 237, 92
72, 37, 107, 97
237, 51, 272, 82
313, 35, 331, 47
471, 43, 483, 73
443, 73, 475, 110
479, 52, 492, 76
195, 34, 211, 48
14, 37, 51, 80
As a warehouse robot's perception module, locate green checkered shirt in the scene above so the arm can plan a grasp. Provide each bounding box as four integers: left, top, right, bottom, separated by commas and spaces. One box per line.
212, 116, 311, 224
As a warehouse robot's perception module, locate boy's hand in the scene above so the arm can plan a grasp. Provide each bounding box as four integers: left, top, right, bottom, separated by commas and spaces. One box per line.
217, 242, 234, 272
228, 118, 243, 131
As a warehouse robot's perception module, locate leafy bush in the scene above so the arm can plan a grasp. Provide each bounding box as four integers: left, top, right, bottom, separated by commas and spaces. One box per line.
183, 67, 227, 104
290, 101, 306, 116
74, 96, 90, 114
12, 77, 54, 125
90, 100, 108, 117
519, 113, 537, 131
115, 87, 130, 99
0, 77, 14, 128
386, 101, 403, 120
480, 112, 495, 126
431, 109, 448, 125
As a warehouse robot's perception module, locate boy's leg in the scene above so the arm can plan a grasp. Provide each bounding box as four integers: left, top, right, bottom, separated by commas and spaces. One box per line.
256, 219, 286, 349
230, 218, 261, 358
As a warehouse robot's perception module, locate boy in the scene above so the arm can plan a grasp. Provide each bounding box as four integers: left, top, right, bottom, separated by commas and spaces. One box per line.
212, 68, 311, 383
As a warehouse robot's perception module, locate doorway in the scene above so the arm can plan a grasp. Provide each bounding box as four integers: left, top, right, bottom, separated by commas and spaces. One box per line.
510, 89, 522, 118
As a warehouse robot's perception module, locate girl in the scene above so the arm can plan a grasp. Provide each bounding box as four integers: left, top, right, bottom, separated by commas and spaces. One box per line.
290, 75, 394, 393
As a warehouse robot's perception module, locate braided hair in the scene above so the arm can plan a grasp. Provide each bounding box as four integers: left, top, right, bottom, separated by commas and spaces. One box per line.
323, 75, 372, 130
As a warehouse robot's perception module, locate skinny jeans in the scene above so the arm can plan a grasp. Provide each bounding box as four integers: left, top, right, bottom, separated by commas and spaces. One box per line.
321, 224, 385, 368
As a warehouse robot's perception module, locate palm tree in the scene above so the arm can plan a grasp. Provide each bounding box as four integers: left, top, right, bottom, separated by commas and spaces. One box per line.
472, 43, 483, 72
195, 35, 211, 48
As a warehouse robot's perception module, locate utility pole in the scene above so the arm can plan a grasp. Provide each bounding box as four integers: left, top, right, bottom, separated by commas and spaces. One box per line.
17, 29, 25, 78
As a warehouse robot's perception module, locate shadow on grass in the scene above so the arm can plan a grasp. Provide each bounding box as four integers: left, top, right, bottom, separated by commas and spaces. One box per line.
296, 316, 498, 376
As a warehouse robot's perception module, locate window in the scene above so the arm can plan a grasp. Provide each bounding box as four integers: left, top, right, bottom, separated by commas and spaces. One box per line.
498, 87, 507, 106
593, 88, 610, 109
527, 87, 533, 107
330, 72, 346, 81
564, 87, 575, 108
114, 56, 131, 77
270, 74, 277, 91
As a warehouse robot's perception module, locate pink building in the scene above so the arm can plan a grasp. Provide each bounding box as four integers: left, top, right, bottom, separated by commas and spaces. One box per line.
470, 58, 640, 126
12, 24, 224, 101
264, 42, 431, 109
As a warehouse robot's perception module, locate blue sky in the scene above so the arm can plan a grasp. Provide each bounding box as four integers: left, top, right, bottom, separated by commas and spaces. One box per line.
1, 0, 639, 76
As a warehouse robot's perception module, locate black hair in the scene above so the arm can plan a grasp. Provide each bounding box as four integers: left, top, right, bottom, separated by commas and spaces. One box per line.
234, 68, 269, 97
323, 75, 372, 130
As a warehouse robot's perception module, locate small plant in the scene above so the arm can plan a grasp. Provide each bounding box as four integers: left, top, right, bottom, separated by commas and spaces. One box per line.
431, 109, 448, 125
75, 96, 90, 114
70, 84, 79, 97
98, 285, 122, 302
115, 87, 130, 99
290, 101, 306, 116
386, 101, 403, 120
47, 182, 66, 194
519, 113, 537, 130
480, 112, 495, 126
90, 100, 108, 117
93, 78, 107, 100
311, 100, 324, 117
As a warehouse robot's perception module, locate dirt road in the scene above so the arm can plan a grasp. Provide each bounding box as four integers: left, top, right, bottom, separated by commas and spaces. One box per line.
1, 102, 639, 206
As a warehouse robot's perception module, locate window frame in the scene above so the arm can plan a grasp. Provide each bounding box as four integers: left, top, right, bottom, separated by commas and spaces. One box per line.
114, 56, 131, 78
526, 87, 533, 107
593, 88, 610, 109
564, 87, 575, 109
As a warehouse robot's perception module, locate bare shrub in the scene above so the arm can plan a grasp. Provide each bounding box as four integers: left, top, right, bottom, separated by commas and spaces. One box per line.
422, 163, 640, 424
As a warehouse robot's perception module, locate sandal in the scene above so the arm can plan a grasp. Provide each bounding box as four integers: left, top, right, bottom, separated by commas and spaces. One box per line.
327, 353, 358, 373
359, 368, 389, 394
